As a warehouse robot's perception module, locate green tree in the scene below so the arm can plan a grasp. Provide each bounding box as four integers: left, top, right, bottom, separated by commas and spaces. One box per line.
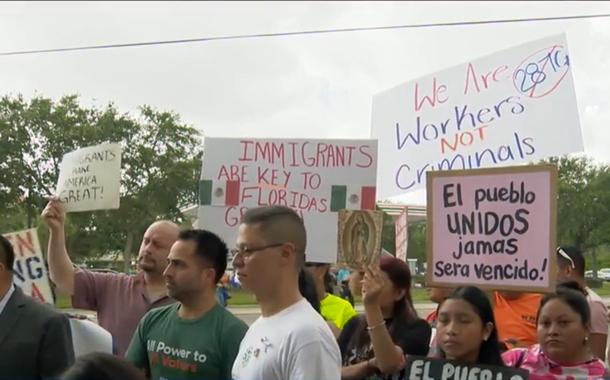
539, 156, 610, 273
407, 220, 427, 263
0, 94, 202, 271
380, 210, 396, 254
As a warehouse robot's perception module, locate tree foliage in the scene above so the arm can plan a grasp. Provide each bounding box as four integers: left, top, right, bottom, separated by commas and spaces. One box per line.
0, 94, 202, 270
539, 156, 610, 251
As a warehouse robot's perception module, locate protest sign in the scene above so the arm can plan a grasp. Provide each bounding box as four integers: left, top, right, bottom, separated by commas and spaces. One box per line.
68, 318, 113, 358
337, 210, 383, 268
371, 33, 582, 199
197, 138, 377, 263
395, 206, 408, 261
55, 142, 122, 212
404, 356, 529, 380
426, 165, 557, 292
2, 229, 54, 304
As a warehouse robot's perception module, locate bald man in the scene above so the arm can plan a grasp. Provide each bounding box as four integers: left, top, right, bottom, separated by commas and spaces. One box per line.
42, 198, 179, 355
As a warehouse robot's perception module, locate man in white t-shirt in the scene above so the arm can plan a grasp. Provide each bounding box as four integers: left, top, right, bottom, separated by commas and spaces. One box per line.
231, 206, 341, 380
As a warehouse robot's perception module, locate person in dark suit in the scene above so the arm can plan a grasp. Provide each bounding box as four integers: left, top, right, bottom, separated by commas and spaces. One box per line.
0, 234, 75, 380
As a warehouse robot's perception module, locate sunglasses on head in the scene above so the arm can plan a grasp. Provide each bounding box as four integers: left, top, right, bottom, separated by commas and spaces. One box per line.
556, 247, 576, 269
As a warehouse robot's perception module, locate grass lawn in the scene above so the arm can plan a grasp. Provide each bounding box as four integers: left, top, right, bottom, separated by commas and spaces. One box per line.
594, 282, 610, 297
54, 282, 610, 309
54, 287, 424, 308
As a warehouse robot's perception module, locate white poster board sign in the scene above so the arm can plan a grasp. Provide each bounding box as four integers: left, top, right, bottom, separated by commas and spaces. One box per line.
68, 318, 113, 357
371, 33, 583, 199
55, 142, 122, 212
198, 138, 378, 263
2, 229, 54, 304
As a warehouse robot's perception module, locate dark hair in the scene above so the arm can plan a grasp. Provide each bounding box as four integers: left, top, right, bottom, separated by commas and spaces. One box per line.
178, 229, 228, 283
299, 268, 320, 313
538, 281, 590, 327
556, 246, 585, 276
344, 255, 420, 357
379, 255, 418, 321
306, 262, 336, 293
0, 235, 14, 271
61, 352, 145, 380
439, 286, 504, 366
241, 206, 306, 265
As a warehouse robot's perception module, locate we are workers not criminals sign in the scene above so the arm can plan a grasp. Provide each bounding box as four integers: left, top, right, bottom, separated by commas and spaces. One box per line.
371, 33, 582, 199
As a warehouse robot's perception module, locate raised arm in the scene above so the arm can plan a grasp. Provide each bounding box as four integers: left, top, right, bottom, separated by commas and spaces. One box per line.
42, 198, 75, 295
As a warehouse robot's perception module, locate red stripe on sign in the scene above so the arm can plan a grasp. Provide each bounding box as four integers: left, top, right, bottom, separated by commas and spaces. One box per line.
226, 181, 240, 206
361, 187, 376, 210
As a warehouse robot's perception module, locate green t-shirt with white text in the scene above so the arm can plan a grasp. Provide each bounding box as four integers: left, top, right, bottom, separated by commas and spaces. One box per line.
127, 303, 248, 380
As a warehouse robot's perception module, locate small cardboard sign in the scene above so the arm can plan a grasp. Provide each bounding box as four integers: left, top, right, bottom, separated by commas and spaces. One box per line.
2, 229, 54, 304
427, 164, 557, 292
55, 142, 122, 212
337, 210, 383, 268
405, 356, 529, 380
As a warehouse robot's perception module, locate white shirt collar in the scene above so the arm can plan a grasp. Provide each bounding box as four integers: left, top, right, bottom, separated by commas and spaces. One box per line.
0, 283, 16, 317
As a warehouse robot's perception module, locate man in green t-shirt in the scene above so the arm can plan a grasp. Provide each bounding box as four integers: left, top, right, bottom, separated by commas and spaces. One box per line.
127, 229, 248, 380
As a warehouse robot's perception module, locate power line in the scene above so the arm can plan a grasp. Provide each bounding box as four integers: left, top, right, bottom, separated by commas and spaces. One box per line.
1, 12, 609, 56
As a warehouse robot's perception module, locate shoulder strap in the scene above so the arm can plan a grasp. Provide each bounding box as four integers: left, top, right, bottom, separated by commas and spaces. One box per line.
514, 350, 526, 368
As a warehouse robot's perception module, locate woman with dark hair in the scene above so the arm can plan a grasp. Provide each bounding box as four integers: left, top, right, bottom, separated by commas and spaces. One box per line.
299, 268, 341, 337
61, 352, 145, 380
305, 262, 358, 332
338, 255, 431, 380
503, 282, 607, 379
299, 268, 321, 313
432, 286, 504, 366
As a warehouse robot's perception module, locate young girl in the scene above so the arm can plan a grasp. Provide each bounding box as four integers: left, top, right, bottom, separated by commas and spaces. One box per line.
338, 255, 430, 380
432, 286, 504, 366
503, 282, 607, 379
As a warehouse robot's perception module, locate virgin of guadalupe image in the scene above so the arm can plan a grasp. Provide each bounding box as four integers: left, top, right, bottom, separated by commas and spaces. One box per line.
351, 213, 370, 265
338, 210, 382, 268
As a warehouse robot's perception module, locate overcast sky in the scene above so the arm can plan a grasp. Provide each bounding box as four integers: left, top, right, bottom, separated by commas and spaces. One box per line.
1, 1, 608, 205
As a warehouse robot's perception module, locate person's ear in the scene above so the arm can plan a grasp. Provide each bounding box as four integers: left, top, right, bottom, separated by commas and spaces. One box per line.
482, 322, 494, 341
394, 288, 406, 301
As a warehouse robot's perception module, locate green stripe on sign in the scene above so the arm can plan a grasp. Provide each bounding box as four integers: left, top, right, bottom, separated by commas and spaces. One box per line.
330, 185, 347, 211
199, 180, 212, 205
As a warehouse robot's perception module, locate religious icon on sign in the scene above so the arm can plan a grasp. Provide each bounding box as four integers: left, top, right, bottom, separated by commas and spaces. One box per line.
338, 210, 383, 269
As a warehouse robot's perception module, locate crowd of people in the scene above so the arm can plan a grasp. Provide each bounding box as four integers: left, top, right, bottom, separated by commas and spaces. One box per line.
0, 200, 609, 379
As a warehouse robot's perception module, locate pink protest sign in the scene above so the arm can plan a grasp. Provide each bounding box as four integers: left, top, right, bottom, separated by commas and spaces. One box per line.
426, 165, 557, 292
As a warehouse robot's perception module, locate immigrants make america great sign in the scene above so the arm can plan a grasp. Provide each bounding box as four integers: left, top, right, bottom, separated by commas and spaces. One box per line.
371, 33, 582, 199
198, 138, 377, 264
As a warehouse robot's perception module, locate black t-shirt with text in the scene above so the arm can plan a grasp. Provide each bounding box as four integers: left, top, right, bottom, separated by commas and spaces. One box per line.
337, 314, 431, 380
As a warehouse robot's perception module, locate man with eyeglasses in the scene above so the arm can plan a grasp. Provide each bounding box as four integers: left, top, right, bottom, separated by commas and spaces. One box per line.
126, 229, 248, 380
231, 206, 341, 380
557, 246, 608, 361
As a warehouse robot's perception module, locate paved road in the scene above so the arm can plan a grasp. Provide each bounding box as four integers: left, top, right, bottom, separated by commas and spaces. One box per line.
65, 297, 610, 326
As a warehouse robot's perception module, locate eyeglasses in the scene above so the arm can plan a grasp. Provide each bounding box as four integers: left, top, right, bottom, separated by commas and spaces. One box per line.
230, 243, 285, 258
556, 247, 576, 269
